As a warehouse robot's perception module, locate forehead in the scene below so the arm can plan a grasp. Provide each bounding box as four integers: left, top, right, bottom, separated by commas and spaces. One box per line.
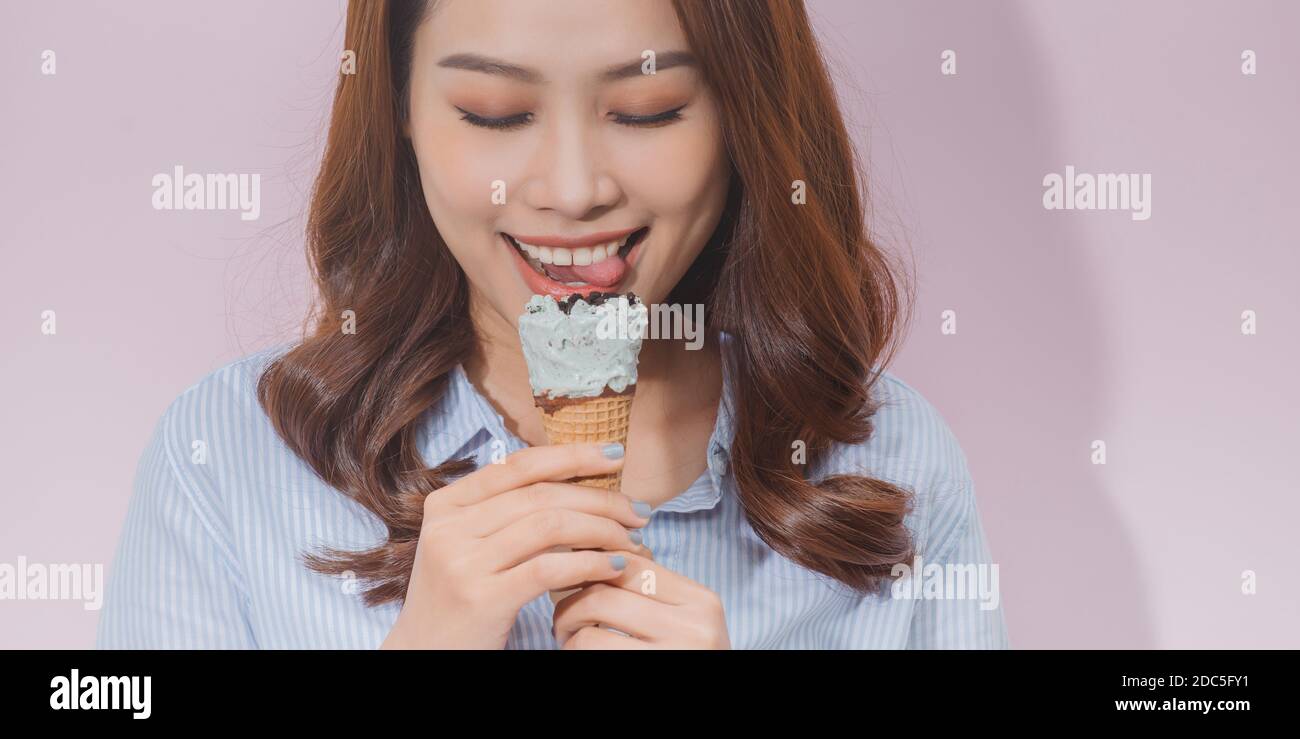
422, 0, 689, 78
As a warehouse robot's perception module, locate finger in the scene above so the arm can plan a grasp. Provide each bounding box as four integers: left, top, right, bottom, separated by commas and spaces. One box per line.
466, 481, 651, 537
502, 549, 629, 599
485, 509, 644, 570
562, 625, 652, 650
557, 543, 655, 592
444, 443, 625, 506
552, 583, 666, 646
590, 552, 701, 606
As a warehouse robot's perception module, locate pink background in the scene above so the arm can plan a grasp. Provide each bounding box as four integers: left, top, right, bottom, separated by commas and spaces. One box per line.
2, 0, 1296, 648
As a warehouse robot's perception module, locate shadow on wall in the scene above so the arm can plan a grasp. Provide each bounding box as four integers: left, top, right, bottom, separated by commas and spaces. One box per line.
811, 0, 1155, 647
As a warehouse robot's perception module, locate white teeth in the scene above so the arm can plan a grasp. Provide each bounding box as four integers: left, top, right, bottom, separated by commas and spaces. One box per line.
510, 233, 636, 265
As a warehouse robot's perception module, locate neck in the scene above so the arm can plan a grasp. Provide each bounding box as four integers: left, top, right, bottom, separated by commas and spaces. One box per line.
463, 290, 723, 448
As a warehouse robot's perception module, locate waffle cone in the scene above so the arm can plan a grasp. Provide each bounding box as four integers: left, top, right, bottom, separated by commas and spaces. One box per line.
539, 392, 634, 491
539, 391, 635, 604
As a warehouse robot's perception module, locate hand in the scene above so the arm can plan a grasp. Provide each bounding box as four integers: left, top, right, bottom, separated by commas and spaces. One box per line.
552, 552, 731, 649
381, 442, 652, 649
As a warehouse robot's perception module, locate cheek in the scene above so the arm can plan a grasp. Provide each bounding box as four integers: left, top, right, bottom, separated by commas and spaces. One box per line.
615, 124, 729, 283
618, 123, 727, 221
406, 127, 519, 300
413, 123, 518, 222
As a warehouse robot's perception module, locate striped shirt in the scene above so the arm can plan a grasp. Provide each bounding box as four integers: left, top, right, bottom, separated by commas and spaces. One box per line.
97, 335, 1008, 649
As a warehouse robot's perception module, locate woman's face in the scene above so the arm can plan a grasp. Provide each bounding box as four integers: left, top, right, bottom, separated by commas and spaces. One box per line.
406, 0, 731, 330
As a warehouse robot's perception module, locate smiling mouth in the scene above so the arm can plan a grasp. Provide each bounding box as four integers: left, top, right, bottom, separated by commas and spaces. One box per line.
503, 227, 647, 287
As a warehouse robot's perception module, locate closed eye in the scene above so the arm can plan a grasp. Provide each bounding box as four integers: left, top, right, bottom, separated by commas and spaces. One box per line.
456, 105, 686, 131
456, 108, 532, 131
610, 105, 686, 128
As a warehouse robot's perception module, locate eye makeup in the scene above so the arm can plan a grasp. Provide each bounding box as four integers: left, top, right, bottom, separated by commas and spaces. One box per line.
454, 103, 688, 131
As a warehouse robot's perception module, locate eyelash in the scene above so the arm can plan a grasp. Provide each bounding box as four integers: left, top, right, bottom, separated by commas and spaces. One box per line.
456, 105, 686, 131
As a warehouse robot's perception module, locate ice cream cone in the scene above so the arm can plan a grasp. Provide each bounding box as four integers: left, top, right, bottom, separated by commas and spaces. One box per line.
538, 390, 635, 604
516, 292, 648, 605
539, 391, 634, 491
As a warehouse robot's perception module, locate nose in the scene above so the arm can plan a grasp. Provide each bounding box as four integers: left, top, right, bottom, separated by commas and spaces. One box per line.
518, 108, 621, 219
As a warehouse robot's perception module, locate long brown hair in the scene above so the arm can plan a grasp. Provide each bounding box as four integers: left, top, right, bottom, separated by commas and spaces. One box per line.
259, 0, 917, 607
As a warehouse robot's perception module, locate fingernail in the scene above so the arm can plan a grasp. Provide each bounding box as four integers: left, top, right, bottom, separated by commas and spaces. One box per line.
610, 555, 627, 570
631, 500, 652, 518
601, 442, 625, 459
627, 528, 643, 546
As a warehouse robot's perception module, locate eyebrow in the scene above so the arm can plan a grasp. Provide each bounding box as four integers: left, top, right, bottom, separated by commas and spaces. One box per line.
436, 49, 697, 84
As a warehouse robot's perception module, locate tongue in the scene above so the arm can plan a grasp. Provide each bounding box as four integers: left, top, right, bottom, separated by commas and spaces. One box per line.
544, 256, 626, 287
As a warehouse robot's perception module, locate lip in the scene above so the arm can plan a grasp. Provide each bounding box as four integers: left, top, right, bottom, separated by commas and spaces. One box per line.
502, 229, 647, 299
505, 227, 640, 249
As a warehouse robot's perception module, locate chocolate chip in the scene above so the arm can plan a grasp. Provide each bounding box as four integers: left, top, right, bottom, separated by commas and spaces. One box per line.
551, 291, 641, 314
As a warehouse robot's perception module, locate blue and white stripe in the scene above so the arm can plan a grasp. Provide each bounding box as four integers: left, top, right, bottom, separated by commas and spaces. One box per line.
97, 335, 1008, 649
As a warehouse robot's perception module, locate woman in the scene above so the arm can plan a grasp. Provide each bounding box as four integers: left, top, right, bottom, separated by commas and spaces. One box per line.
98, 0, 1007, 649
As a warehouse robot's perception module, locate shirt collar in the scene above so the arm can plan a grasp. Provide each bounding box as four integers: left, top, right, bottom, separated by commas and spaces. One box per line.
420, 331, 737, 515
418, 363, 524, 467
